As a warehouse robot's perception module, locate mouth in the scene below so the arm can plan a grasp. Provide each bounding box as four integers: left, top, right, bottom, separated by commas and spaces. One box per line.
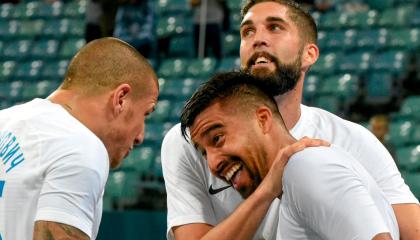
247, 52, 276, 68
222, 162, 243, 186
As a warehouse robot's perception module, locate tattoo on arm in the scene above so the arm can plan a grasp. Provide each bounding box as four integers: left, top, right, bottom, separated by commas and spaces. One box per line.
33, 220, 90, 240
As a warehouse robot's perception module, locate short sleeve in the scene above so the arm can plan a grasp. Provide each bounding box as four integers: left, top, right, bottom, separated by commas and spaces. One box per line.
282, 147, 394, 240
161, 124, 217, 240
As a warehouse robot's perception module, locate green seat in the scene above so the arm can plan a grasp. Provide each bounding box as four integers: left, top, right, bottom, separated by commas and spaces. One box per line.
366, 0, 394, 10
34, 1, 63, 19
356, 29, 389, 50
17, 20, 45, 38
217, 57, 240, 73
121, 146, 155, 176
147, 100, 172, 123
11, 2, 28, 19
62, 1, 86, 18
313, 95, 340, 114
30, 39, 60, 60
168, 35, 195, 58
378, 6, 413, 28
402, 172, 420, 199
364, 73, 394, 105
0, 3, 14, 19
156, 0, 190, 15
400, 96, 420, 119
227, 0, 242, 11
156, 15, 191, 39
0, 61, 17, 83
310, 52, 340, 75
21, 82, 37, 100
396, 145, 420, 172
229, 12, 242, 32
14, 60, 44, 81
389, 119, 415, 148
144, 123, 166, 145
388, 28, 419, 50
186, 57, 217, 78
413, 9, 420, 26
59, 38, 85, 59
0, 20, 19, 41
222, 33, 240, 57
0, 80, 24, 101
371, 50, 409, 75
169, 100, 186, 121
66, 19, 85, 37
33, 80, 60, 98
324, 30, 357, 51
3, 39, 32, 60
105, 171, 139, 202
303, 74, 320, 104
345, 10, 378, 29
337, 51, 372, 74
42, 60, 69, 80
319, 74, 359, 105
160, 77, 200, 100
157, 58, 189, 78
319, 12, 346, 30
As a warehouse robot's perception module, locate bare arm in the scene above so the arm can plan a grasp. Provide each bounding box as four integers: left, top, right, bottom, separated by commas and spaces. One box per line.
173, 137, 330, 240
392, 203, 420, 240
372, 232, 393, 240
33, 220, 90, 240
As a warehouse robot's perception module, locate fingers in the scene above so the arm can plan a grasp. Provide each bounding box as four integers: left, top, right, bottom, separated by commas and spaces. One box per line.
299, 136, 330, 147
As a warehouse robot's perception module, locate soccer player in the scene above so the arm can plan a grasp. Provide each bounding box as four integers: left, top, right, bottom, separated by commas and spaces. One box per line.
162, 1, 420, 239
0, 37, 158, 239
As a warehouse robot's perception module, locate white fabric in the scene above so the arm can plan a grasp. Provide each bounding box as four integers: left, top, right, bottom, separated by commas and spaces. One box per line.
279, 145, 399, 240
0, 99, 109, 240
162, 104, 418, 240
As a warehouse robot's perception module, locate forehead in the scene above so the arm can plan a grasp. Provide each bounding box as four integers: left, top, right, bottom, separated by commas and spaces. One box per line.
242, 2, 291, 24
190, 102, 232, 137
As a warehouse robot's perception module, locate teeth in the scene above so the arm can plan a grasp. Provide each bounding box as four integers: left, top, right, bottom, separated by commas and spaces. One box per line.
255, 57, 270, 64
225, 163, 241, 182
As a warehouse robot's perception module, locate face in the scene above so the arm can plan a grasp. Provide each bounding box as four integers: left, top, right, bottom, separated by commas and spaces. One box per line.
240, 2, 303, 95
108, 82, 158, 169
190, 102, 270, 198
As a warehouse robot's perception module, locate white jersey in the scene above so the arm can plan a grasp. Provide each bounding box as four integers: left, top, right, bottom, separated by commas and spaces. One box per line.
280, 145, 398, 240
162, 104, 418, 240
0, 99, 109, 240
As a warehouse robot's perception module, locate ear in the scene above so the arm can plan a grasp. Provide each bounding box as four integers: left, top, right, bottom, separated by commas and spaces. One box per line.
302, 43, 319, 70
255, 106, 273, 134
111, 83, 132, 116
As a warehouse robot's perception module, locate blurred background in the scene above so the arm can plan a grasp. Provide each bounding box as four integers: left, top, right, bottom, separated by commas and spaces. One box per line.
0, 0, 419, 239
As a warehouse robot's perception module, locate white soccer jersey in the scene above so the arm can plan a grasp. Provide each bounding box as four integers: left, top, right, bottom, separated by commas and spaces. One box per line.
0, 99, 109, 240
279, 145, 399, 240
162, 104, 418, 240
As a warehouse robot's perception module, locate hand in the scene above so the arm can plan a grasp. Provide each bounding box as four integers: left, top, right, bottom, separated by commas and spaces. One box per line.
257, 136, 330, 200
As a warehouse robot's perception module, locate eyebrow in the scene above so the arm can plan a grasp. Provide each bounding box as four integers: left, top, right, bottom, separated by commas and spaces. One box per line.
201, 123, 223, 139
240, 16, 288, 29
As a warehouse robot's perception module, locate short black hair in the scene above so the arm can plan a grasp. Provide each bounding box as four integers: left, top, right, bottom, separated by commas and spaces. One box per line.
180, 71, 283, 140
241, 0, 318, 44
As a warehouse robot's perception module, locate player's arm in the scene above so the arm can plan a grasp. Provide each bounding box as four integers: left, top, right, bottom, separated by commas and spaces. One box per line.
33, 220, 90, 240
173, 137, 330, 240
392, 204, 420, 240
372, 233, 393, 240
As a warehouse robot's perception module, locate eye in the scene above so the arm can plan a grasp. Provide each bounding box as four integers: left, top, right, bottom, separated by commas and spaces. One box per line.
268, 24, 281, 31
212, 134, 224, 146
241, 27, 254, 38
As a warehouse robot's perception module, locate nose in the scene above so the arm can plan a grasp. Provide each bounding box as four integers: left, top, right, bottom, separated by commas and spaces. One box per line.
252, 28, 269, 49
206, 148, 227, 177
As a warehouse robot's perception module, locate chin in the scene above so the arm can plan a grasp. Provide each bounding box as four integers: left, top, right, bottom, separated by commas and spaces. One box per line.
251, 67, 276, 79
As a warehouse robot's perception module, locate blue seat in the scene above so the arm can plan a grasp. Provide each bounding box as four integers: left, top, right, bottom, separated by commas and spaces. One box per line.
318, 11, 345, 30
389, 119, 415, 148
59, 38, 85, 59
121, 146, 155, 176
34, 1, 63, 19
62, 1, 86, 18
356, 29, 389, 51
0, 20, 19, 41
345, 10, 378, 29
323, 29, 357, 52
396, 145, 420, 172
159, 77, 200, 100
186, 58, 218, 78
400, 96, 420, 120
222, 33, 240, 57
0, 80, 24, 102
310, 52, 340, 76
147, 100, 172, 123
168, 35, 195, 58
216, 57, 240, 73
156, 15, 192, 39
378, 5, 413, 28
302, 74, 320, 104
319, 74, 359, 105
0, 3, 14, 19
388, 28, 420, 50
313, 95, 340, 114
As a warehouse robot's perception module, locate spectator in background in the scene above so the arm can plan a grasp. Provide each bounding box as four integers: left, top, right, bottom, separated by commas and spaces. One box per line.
369, 114, 396, 159
191, 0, 227, 60
85, 0, 120, 43
114, 0, 155, 59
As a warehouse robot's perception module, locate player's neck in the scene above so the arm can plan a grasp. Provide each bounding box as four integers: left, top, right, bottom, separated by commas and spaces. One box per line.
274, 77, 304, 131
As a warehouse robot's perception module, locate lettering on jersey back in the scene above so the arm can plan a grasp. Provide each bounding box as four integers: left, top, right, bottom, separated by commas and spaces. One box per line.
0, 132, 25, 173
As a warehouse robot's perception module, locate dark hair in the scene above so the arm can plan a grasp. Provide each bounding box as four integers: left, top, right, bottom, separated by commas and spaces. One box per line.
180, 71, 283, 139
241, 0, 317, 44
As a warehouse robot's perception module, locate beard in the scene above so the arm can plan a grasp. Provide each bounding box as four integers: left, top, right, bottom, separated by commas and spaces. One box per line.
243, 51, 302, 96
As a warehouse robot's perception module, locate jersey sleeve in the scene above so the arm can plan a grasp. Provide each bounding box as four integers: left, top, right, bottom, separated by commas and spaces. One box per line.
161, 124, 217, 240
35, 134, 108, 239
282, 147, 394, 240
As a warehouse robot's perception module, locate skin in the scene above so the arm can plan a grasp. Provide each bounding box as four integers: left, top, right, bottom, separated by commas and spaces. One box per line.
37, 38, 159, 238
174, 2, 420, 239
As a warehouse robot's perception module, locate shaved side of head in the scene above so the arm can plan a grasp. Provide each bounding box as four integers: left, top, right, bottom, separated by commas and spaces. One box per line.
61, 37, 158, 99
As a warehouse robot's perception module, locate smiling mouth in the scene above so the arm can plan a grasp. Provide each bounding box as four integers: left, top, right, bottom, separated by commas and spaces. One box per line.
223, 163, 242, 184
247, 52, 276, 69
